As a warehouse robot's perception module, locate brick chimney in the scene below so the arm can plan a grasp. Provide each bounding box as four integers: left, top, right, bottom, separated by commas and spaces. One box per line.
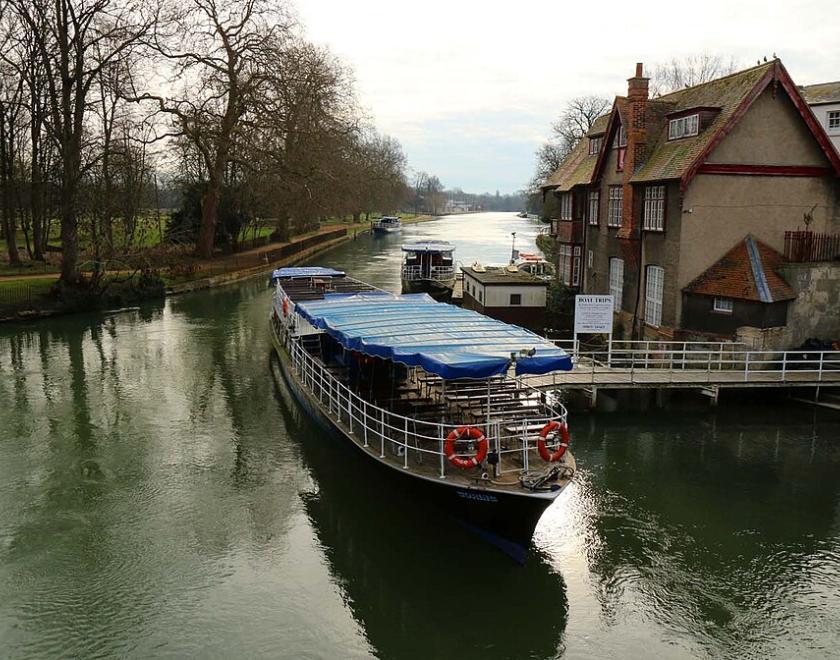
618, 62, 649, 239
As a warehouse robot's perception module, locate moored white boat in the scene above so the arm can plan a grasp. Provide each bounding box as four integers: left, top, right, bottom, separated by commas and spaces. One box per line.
269, 267, 577, 562
400, 241, 456, 300
371, 216, 402, 233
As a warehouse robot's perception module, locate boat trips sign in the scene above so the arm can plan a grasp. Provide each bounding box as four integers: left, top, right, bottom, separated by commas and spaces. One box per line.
574, 295, 614, 334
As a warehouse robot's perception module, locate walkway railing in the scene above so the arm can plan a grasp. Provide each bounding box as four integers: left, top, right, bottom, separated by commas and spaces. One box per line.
539, 338, 840, 386
286, 334, 567, 478
401, 265, 456, 282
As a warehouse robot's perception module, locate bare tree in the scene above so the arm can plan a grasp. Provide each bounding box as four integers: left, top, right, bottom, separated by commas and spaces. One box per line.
4, 0, 155, 283
529, 95, 610, 193
650, 53, 739, 96
139, 0, 294, 258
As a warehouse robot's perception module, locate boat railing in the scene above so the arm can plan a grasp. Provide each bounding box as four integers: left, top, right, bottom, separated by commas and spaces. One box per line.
401, 265, 456, 282
287, 335, 568, 479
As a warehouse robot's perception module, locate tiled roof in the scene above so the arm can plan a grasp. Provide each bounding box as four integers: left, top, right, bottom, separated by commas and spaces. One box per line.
683, 235, 796, 302
800, 81, 840, 105
542, 114, 609, 192
586, 114, 610, 136
631, 62, 776, 183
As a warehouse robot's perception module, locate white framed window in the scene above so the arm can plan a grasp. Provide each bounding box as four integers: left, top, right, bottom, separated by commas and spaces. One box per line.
828, 111, 840, 132
668, 114, 699, 140
587, 249, 593, 269
588, 191, 599, 225
572, 246, 581, 287
510, 293, 522, 306
609, 258, 624, 312
558, 245, 573, 286
617, 125, 627, 147
713, 297, 733, 313
607, 186, 623, 227
559, 193, 572, 220
588, 136, 603, 155
644, 265, 664, 327
643, 185, 666, 231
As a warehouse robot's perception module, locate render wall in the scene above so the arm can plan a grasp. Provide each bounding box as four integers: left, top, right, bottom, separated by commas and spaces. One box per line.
808, 101, 840, 155
707, 87, 829, 166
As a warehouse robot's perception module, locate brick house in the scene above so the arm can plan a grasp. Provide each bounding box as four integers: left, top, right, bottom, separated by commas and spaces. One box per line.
543, 60, 840, 341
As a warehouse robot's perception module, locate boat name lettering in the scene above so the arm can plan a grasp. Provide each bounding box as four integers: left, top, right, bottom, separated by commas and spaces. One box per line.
456, 490, 498, 503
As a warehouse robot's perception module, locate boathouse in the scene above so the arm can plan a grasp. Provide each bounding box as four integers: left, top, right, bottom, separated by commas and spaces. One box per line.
461, 266, 548, 330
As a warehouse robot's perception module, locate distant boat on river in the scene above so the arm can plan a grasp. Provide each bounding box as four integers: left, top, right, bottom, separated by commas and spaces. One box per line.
269, 266, 576, 562
371, 216, 402, 234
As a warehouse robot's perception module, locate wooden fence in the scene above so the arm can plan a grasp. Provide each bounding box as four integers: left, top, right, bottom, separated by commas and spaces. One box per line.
784, 231, 840, 263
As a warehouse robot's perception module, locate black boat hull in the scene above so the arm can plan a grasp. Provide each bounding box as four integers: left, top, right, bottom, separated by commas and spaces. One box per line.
271, 332, 556, 563
400, 278, 454, 301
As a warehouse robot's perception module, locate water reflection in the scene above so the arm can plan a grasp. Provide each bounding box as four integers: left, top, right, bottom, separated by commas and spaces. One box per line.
271, 356, 569, 660
537, 406, 840, 657
305, 212, 545, 292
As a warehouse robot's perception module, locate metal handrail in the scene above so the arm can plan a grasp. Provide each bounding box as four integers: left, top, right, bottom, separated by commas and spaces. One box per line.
401, 264, 456, 282
540, 338, 840, 385
286, 334, 567, 478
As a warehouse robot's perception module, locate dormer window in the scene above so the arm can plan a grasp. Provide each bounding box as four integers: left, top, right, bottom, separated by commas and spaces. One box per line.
668, 114, 699, 140
588, 136, 603, 155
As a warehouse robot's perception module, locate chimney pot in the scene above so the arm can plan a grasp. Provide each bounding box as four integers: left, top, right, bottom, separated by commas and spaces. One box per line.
635, 62, 643, 77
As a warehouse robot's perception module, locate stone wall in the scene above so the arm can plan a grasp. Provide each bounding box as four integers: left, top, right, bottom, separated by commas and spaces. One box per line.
777, 262, 840, 345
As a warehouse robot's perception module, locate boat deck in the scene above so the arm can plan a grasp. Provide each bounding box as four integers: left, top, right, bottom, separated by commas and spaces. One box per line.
287, 333, 574, 494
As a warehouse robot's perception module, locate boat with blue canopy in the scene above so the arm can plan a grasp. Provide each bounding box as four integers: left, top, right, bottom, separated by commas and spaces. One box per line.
269, 267, 576, 562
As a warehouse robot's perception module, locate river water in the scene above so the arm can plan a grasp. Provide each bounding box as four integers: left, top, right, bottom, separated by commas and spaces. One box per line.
1, 212, 838, 659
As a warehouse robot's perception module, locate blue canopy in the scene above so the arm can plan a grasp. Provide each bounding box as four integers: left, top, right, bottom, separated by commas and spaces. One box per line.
272, 267, 345, 280
294, 292, 572, 379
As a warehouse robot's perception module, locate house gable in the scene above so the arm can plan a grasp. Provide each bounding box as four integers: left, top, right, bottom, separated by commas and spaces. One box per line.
705, 85, 832, 168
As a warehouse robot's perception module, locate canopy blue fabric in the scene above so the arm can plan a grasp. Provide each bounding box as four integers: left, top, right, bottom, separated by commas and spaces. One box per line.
294, 292, 572, 379
272, 267, 345, 280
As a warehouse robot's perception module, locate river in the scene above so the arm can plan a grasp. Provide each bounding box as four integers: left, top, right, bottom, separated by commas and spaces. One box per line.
1, 212, 838, 659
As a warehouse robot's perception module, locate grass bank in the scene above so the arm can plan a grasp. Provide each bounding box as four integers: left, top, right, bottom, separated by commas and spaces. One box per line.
0, 215, 436, 322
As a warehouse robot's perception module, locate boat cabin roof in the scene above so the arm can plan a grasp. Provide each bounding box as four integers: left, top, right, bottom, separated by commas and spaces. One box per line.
292, 291, 571, 379
401, 241, 455, 254
379, 216, 400, 222
272, 267, 346, 280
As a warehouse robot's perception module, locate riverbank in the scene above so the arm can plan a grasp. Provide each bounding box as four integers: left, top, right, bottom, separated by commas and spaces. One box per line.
0, 214, 436, 323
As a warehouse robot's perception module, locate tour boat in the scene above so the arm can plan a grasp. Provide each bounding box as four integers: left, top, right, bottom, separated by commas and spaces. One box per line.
269, 266, 576, 562
400, 241, 457, 300
371, 216, 402, 234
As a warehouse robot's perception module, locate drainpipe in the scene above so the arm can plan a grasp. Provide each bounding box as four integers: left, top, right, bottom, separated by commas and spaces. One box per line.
631, 230, 645, 339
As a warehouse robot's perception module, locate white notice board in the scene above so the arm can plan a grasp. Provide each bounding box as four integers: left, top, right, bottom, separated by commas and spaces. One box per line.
574, 295, 614, 334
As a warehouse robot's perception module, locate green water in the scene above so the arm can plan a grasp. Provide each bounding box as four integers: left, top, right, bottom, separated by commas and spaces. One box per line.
1, 213, 839, 659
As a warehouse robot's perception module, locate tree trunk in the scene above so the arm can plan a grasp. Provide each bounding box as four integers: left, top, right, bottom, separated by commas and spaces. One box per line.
352, 211, 361, 223
0, 109, 20, 266
196, 182, 221, 258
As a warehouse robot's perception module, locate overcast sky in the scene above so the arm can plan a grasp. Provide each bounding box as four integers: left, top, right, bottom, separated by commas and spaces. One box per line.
296, 0, 839, 194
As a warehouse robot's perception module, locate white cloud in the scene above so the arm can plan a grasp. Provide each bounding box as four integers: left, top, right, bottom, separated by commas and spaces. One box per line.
296, 0, 840, 192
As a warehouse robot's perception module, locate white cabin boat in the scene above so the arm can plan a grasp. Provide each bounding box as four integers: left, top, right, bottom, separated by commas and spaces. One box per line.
371, 216, 402, 233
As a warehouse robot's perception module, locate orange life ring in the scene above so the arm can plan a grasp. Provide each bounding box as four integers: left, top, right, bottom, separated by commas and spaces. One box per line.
537, 421, 570, 462
282, 296, 289, 317
444, 426, 488, 469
